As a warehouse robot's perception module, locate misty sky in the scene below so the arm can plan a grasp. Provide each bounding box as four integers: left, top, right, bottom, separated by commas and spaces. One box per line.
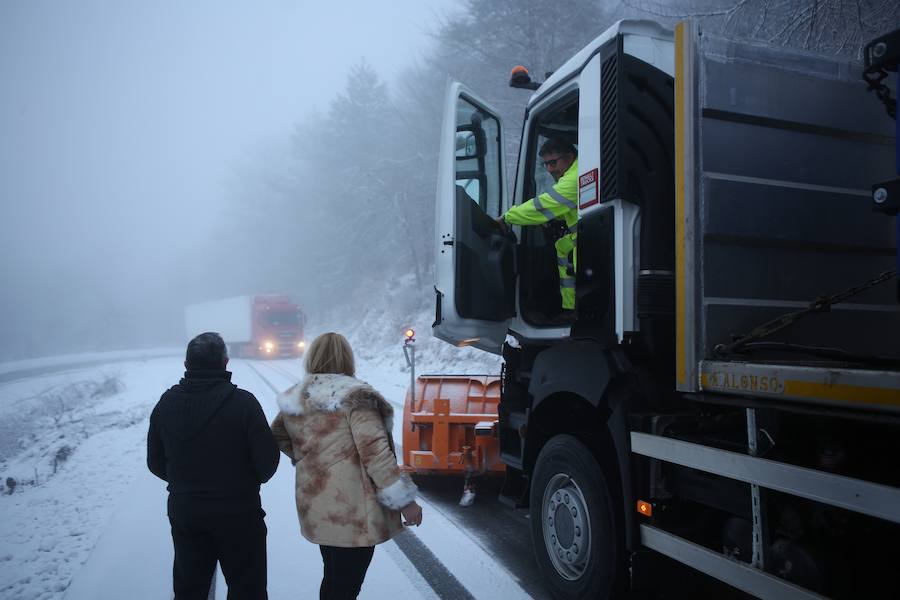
0, 0, 454, 360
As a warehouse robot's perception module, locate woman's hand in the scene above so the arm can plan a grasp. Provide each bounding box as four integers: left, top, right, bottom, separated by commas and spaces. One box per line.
401, 501, 423, 527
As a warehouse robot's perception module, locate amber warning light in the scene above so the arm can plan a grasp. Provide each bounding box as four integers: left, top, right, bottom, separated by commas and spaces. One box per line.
637, 500, 653, 517
404, 328, 415, 340
509, 65, 540, 90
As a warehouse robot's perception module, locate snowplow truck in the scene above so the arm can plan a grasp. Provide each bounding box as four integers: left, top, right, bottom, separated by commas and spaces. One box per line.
432, 19, 900, 600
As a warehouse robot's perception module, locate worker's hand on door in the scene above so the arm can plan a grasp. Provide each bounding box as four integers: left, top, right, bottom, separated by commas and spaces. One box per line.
495, 216, 508, 232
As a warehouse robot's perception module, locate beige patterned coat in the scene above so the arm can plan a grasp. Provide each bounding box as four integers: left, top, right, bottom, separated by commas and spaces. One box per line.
270, 373, 417, 548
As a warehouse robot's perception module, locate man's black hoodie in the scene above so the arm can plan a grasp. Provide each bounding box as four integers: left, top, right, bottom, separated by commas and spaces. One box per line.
147, 369, 279, 515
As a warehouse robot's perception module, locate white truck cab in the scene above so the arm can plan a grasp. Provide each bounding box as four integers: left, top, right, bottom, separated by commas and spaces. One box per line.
433, 20, 675, 353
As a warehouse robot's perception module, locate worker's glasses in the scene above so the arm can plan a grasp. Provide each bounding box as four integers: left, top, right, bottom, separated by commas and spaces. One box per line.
541, 156, 563, 169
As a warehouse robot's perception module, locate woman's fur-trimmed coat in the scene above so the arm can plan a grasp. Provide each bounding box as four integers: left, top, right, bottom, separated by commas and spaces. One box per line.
271, 373, 417, 548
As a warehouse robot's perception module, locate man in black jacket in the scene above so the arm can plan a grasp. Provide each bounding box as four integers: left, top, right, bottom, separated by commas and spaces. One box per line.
148, 332, 279, 600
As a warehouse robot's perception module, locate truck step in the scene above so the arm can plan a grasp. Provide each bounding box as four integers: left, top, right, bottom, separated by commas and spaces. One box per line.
498, 467, 529, 509
506, 410, 528, 430
500, 451, 523, 470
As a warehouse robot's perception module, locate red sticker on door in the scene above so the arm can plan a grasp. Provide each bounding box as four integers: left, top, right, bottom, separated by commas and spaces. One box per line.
579, 169, 598, 209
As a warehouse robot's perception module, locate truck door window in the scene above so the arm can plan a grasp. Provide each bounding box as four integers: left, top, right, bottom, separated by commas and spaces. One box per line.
531, 137, 558, 195
455, 97, 502, 216
523, 97, 579, 201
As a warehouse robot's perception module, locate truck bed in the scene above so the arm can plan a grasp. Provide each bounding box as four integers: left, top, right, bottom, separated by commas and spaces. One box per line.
678, 31, 899, 397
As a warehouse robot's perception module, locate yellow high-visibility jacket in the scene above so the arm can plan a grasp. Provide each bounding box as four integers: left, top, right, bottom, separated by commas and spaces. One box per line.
503, 159, 579, 231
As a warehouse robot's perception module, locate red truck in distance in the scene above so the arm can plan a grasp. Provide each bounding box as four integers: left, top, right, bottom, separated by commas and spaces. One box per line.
184, 295, 306, 359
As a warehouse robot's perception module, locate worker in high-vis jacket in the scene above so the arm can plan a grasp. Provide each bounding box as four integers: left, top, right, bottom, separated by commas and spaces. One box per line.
497, 138, 579, 311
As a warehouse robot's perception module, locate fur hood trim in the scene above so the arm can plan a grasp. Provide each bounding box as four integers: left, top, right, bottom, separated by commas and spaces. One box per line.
277, 373, 394, 430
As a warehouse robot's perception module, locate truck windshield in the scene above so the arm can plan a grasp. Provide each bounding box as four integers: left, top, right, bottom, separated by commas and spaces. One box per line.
260, 312, 300, 327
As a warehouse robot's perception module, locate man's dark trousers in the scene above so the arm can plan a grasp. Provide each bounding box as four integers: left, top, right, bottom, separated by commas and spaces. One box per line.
169, 504, 268, 600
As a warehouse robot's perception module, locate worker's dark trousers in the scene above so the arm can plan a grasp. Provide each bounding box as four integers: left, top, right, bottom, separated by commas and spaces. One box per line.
169, 507, 268, 600
318, 545, 375, 600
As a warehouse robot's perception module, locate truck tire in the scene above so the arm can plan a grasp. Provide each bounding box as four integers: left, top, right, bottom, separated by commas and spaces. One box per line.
530, 434, 618, 599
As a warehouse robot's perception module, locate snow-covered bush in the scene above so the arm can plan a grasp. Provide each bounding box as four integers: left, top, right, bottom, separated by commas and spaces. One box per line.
0, 373, 126, 490
304, 272, 502, 380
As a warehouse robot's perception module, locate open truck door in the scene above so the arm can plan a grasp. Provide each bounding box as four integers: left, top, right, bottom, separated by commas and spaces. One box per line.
433, 81, 515, 353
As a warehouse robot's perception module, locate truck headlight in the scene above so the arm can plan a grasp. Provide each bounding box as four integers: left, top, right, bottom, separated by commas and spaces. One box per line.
298, 341, 305, 349
264, 341, 274, 350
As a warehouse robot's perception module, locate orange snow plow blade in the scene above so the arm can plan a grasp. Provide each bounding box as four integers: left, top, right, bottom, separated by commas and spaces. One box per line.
402, 375, 504, 476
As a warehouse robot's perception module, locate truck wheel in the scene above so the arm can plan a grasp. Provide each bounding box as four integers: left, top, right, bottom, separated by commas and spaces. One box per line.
530, 434, 618, 599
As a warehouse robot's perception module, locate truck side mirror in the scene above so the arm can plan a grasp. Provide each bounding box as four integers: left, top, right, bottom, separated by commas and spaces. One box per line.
455, 130, 479, 158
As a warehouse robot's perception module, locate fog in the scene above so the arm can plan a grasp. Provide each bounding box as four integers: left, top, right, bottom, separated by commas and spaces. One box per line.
5, 0, 894, 362
0, 0, 453, 361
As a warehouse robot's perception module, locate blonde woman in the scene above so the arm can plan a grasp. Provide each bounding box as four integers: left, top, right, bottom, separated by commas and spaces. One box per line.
271, 332, 422, 600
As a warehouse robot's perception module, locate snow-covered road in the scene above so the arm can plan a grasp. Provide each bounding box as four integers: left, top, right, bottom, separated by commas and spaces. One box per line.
0, 350, 531, 600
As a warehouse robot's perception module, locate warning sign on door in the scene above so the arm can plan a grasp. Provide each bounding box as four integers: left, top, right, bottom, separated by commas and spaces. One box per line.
579, 169, 599, 209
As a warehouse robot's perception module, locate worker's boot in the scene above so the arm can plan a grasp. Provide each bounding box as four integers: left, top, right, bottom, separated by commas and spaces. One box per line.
459, 486, 476, 507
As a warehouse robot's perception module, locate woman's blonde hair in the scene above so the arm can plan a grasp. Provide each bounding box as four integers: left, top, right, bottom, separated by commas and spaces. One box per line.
304, 332, 355, 376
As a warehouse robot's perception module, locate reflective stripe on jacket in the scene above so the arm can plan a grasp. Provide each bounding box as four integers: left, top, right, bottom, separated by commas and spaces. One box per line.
503, 159, 579, 231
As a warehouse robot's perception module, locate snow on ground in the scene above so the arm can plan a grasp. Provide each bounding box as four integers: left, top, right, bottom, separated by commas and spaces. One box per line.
0, 290, 519, 600
0, 349, 182, 380
0, 358, 179, 600
306, 272, 503, 383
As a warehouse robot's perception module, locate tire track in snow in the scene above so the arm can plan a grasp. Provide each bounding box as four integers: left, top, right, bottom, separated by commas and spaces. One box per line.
244, 361, 284, 394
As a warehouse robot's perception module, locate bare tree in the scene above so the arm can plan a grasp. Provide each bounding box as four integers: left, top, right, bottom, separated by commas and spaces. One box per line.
622, 0, 899, 58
